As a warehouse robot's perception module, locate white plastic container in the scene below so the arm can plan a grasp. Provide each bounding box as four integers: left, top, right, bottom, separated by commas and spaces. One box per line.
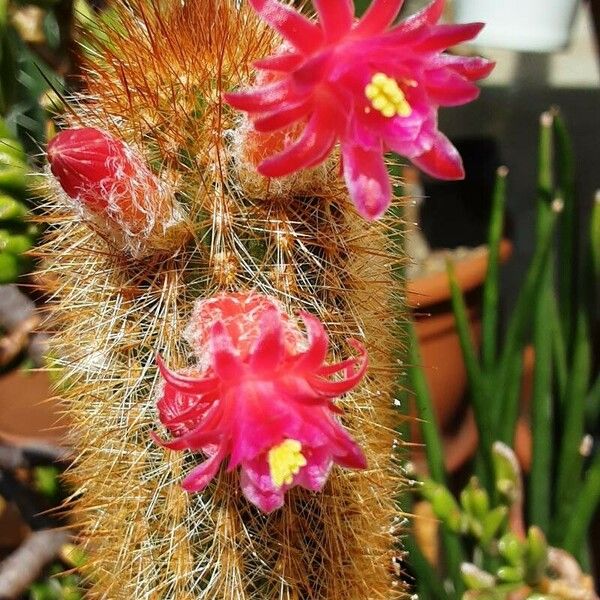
453, 0, 580, 52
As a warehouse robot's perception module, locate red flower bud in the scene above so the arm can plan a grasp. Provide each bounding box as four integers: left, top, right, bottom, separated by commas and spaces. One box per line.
48, 127, 186, 255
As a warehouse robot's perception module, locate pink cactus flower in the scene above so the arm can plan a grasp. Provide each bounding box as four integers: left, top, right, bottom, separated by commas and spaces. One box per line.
225, 0, 494, 220
153, 292, 368, 513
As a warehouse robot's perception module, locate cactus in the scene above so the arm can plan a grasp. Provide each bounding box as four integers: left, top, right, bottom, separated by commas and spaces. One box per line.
39, 1, 404, 598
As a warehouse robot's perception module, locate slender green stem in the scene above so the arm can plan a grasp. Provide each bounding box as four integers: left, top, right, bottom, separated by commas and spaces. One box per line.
495, 112, 558, 441
528, 266, 553, 531
404, 536, 449, 599
407, 320, 446, 485
550, 293, 568, 408
528, 112, 560, 531
554, 307, 591, 531
446, 260, 488, 435
481, 167, 507, 375
553, 112, 578, 351
495, 206, 558, 443
407, 320, 465, 592
561, 452, 600, 556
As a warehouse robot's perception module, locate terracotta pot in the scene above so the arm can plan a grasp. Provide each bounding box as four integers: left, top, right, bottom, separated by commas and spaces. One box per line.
407, 240, 513, 471
0, 369, 64, 549
0, 370, 64, 446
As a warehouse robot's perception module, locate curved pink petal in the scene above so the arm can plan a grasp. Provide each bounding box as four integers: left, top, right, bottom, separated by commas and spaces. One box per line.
254, 53, 303, 72
181, 445, 227, 492
228, 384, 293, 469
158, 391, 217, 427
309, 372, 363, 397
318, 355, 362, 377
258, 112, 336, 177
253, 101, 311, 132
314, 0, 354, 41
295, 446, 332, 491
249, 0, 324, 54
249, 308, 285, 374
240, 458, 285, 513
342, 144, 392, 221
224, 79, 295, 113
292, 51, 333, 90
151, 426, 222, 452
332, 427, 368, 470
414, 22, 485, 53
430, 54, 495, 81
425, 69, 481, 106
402, 0, 444, 27
156, 356, 218, 394
353, 0, 405, 37
384, 0, 444, 43
411, 132, 465, 180
292, 312, 328, 373
209, 321, 244, 381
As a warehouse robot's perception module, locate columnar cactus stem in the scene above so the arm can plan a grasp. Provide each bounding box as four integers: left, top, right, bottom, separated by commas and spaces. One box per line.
40, 1, 405, 598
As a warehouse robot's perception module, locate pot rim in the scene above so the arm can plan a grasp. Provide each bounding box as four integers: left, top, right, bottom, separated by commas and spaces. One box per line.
407, 239, 513, 309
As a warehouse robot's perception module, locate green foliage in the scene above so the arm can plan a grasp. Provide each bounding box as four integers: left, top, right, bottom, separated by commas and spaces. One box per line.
29, 564, 84, 600
33, 465, 61, 501
406, 110, 600, 598
0, 118, 38, 281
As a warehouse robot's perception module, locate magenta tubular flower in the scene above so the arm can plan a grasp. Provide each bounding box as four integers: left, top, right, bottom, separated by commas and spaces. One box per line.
224, 0, 494, 220
153, 292, 368, 513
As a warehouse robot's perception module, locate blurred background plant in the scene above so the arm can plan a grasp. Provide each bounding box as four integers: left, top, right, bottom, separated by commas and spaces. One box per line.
0, 0, 95, 595
403, 109, 600, 599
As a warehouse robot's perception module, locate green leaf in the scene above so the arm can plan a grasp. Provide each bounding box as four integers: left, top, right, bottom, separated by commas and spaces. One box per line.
498, 533, 525, 567
480, 506, 508, 546
33, 465, 61, 500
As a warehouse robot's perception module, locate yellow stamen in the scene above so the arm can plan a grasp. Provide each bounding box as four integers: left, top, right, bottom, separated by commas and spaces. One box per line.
365, 72, 412, 118
268, 439, 307, 488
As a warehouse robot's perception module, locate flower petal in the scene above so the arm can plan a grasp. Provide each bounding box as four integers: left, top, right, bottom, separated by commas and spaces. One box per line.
314, 0, 354, 41
310, 339, 368, 397
411, 132, 465, 180
425, 69, 481, 106
150, 425, 222, 452
249, 308, 285, 374
240, 458, 285, 513
209, 321, 244, 381
228, 383, 293, 468
253, 100, 312, 132
295, 446, 332, 491
292, 312, 328, 373
292, 50, 333, 90
430, 54, 495, 81
181, 446, 226, 492
354, 0, 405, 37
224, 79, 295, 113
249, 0, 324, 54
258, 112, 336, 177
406, 0, 444, 25
254, 53, 304, 72
156, 356, 218, 395
383, 0, 444, 43
414, 22, 485, 53
332, 426, 368, 470
342, 144, 392, 221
